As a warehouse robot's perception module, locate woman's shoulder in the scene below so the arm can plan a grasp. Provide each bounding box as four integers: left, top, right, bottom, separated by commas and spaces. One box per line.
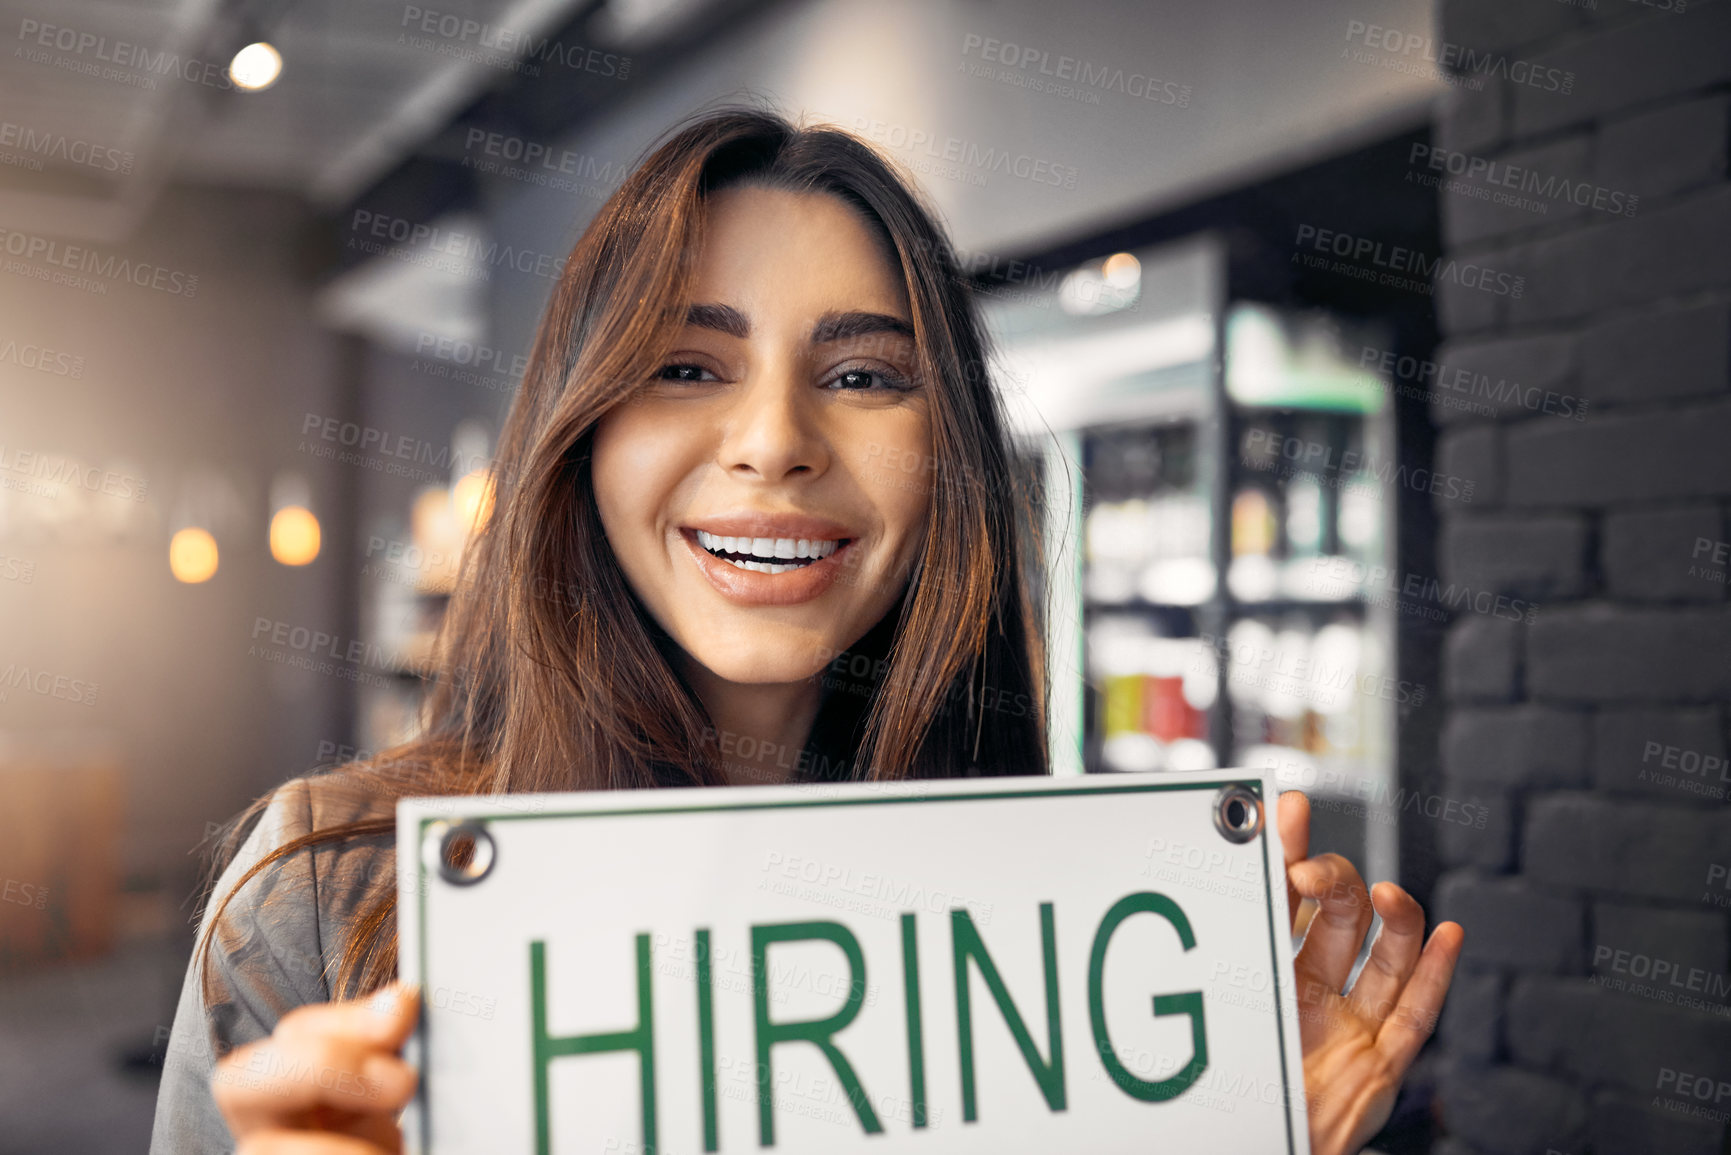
205, 768, 402, 997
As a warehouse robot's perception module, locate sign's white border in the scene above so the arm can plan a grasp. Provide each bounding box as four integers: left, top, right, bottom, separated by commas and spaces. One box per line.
397, 770, 1307, 1154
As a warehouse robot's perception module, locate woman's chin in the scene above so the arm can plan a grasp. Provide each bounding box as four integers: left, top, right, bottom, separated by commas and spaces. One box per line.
684, 643, 835, 689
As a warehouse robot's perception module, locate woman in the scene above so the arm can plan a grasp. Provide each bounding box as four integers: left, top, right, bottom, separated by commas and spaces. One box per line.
151, 105, 1461, 1155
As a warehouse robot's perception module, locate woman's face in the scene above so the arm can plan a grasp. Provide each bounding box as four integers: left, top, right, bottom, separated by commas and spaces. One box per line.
591, 184, 932, 686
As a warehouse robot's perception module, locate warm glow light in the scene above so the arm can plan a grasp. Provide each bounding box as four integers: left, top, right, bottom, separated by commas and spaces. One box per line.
270, 506, 321, 565
1102, 251, 1141, 287
453, 469, 495, 530
169, 527, 219, 583
229, 42, 282, 91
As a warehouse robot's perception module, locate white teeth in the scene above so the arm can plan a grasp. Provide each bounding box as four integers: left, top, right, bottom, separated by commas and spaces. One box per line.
694, 529, 843, 563
692, 528, 847, 576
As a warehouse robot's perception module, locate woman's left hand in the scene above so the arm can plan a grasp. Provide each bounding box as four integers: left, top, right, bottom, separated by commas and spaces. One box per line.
1279, 791, 1464, 1155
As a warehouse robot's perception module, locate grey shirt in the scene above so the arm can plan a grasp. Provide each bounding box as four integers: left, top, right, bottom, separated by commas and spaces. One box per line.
150, 773, 398, 1154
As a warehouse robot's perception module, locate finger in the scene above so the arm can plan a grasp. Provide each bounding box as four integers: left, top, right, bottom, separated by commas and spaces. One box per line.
275, 983, 421, 1051
215, 1035, 418, 1135
1377, 921, 1465, 1073
237, 1131, 393, 1154
1291, 852, 1374, 997
1277, 792, 1310, 933
1344, 882, 1427, 1023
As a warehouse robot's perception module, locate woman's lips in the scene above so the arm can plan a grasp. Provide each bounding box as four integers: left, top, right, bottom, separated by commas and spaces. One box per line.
679, 528, 856, 606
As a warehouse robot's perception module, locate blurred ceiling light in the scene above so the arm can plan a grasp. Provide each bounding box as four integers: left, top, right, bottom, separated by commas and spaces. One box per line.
269, 471, 320, 565
170, 527, 219, 583
1101, 252, 1141, 288
452, 469, 495, 531
270, 507, 321, 565
1058, 254, 1143, 315
229, 42, 283, 91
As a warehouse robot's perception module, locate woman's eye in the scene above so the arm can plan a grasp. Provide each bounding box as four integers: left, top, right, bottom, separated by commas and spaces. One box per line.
656, 363, 716, 383
829, 366, 912, 392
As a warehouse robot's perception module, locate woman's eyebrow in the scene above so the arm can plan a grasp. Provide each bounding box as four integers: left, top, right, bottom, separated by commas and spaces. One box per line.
685, 302, 750, 338
682, 303, 914, 343
810, 310, 915, 344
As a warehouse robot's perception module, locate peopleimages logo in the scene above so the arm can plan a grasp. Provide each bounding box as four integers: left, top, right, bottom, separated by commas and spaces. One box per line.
16, 18, 249, 92
399, 6, 630, 78
0, 227, 199, 297
1343, 21, 1576, 93
1408, 143, 1638, 218
958, 33, 1191, 107
1294, 224, 1524, 298
0, 120, 134, 174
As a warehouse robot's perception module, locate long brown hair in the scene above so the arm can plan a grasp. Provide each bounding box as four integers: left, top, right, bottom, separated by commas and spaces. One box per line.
197, 102, 1050, 1006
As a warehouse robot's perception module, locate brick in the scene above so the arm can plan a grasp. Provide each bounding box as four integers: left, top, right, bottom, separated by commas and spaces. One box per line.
1579, 299, 1731, 408
1511, 2, 1731, 136
1437, 257, 1506, 336
1506, 397, 1731, 506
1439, 787, 1517, 869
1436, 425, 1504, 508
1436, 1062, 1590, 1155
1439, 967, 1503, 1062
1440, 0, 1590, 55
1524, 792, 1731, 902
1590, 1089, 1727, 1155
1436, 76, 1509, 157
1603, 506, 1727, 602
1597, 185, 1731, 309
1593, 707, 1730, 800
1445, 614, 1523, 702
1430, 332, 1582, 426
1440, 513, 1589, 598
1444, 706, 1590, 787
1441, 133, 1595, 247
1591, 902, 1730, 1004
1505, 186, 1731, 326
1506, 974, 1731, 1095
1436, 871, 1585, 970
1528, 605, 1731, 701
1598, 94, 1731, 203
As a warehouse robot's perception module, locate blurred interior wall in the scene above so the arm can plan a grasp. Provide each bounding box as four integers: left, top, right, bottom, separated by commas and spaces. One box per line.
0, 187, 352, 892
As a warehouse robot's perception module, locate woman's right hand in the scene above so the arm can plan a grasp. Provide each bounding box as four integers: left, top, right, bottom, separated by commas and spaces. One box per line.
213, 980, 421, 1154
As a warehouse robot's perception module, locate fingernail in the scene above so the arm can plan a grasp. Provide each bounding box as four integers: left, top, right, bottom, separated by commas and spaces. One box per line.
368, 984, 405, 1015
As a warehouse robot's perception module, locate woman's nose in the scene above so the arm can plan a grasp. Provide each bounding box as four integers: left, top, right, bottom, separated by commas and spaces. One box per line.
716, 370, 829, 483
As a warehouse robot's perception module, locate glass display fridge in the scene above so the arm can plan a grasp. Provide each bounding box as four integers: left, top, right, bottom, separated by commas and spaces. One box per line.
983, 234, 1400, 882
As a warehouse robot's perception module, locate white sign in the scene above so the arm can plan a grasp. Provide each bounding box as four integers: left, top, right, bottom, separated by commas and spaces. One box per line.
397, 770, 1310, 1154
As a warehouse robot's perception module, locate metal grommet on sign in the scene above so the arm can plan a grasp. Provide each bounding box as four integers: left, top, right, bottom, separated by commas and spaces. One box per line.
1213, 785, 1263, 844
424, 820, 496, 886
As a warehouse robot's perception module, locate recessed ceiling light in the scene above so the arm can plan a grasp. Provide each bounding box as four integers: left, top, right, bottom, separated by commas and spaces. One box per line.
229, 41, 283, 91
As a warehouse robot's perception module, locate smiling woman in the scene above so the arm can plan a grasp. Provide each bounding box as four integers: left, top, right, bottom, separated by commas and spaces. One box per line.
592, 183, 951, 784
150, 105, 1458, 1155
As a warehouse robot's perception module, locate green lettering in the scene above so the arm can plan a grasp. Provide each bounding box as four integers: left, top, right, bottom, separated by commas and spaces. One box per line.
530, 936, 656, 1155
752, 921, 883, 1144
901, 913, 928, 1128
951, 903, 1066, 1122
1087, 892, 1208, 1101
696, 928, 718, 1151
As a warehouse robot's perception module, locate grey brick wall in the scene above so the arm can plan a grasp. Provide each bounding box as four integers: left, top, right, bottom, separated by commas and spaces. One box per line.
1429, 3, 1731, 1152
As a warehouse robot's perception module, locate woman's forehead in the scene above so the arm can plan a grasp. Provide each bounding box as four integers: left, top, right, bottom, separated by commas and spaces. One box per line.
692, 185, 911, 321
